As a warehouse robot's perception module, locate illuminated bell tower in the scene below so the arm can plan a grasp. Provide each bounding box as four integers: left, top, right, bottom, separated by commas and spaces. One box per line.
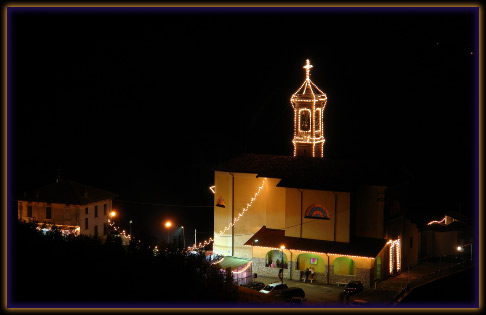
291, 59, 328, 157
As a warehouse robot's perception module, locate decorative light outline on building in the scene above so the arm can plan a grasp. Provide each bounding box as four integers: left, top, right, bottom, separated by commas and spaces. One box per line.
291, 59, 327, 157
244, 244, 375, 260
427, 216, 447, 225
388, 238, 401, 274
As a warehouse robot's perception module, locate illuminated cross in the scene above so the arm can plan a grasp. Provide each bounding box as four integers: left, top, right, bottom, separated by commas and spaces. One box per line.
303, 59, 313, 80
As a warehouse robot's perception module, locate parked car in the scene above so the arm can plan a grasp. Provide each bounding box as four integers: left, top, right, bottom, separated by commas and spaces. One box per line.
343, 281, 363, 296
275, 287, 306, 302
240, 281, 265, 291
259, 282, 288, 294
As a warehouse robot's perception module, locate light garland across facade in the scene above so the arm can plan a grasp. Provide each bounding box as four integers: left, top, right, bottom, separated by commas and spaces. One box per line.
244, 244, 375, 260
232, 261, 252, 274
188, 178, 266, 251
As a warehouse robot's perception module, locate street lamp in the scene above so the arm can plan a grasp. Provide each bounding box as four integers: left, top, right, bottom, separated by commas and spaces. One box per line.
280, 245, 285, 285
129, 220, 133, 244
457, 243, 472, 261
109, 211, 116, 218
181, 226, 185, 249
165, 221, 172, 244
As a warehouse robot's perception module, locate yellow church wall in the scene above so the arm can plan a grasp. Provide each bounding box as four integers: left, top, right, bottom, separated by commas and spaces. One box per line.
213, 172, 271, 257
285, 189, 350, 243
335, 192, 351, 243
264, 178, 286, 230
283, 188, 301, 238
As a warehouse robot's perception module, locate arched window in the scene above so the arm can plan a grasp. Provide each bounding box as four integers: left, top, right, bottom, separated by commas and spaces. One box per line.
305, 204, 330, 220
333, 257, 356, 275
266, 250, 288, 269
300, 110, 311, 131
296, 253, 325, 273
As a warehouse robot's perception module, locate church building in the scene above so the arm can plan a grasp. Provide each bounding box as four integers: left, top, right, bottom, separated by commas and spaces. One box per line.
211, 60, 404, 288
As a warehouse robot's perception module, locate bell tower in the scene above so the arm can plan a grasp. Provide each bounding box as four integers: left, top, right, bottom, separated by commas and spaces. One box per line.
291, 59, 328, 157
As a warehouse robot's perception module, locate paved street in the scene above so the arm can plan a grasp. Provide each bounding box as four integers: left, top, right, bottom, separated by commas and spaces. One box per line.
252, 261, 460, 306
255, 275, 346, 305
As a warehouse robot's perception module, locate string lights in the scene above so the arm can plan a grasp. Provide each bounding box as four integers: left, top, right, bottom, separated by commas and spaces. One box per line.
188, 178, 266, 251
388, 238, 401, 274
244, 244, 376, 260
232, 261, 252, 274
290, 59, 327, 157
427, 216, 446, 225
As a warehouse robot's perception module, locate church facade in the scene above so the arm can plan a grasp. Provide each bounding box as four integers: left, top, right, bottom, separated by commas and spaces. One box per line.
212, 60, 402, 288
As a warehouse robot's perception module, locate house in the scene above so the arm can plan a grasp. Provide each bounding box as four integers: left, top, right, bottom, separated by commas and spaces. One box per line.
211, 60, 410, 288
418, 211, 473, 260
17, 179, 117, 239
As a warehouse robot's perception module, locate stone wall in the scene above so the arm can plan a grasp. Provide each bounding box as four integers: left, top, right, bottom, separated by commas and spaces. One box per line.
253, 258, 372, 288
328, 265, 371, 288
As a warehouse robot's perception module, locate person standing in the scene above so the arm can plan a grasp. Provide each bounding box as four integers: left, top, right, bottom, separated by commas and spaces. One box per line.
304, 268, 310, 283
310, 267, 315, 282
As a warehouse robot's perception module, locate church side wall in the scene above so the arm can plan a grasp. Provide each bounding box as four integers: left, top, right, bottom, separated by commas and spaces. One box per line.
355, 185, 386, 239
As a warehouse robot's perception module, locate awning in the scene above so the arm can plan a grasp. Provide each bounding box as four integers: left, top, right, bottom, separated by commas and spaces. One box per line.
213, 256, 251, 272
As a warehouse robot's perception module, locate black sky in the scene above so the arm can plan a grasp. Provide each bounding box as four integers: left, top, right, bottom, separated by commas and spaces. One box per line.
10, 7, 477, 242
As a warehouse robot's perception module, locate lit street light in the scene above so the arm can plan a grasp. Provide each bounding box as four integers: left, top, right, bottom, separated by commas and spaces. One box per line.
165, 221, 172, 244
129, 220, 133, 244
181, 226, 185, 250
457, 243, 472, 261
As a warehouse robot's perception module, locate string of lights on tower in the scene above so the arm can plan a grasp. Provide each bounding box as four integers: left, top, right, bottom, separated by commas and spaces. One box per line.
291, 59, 327, 158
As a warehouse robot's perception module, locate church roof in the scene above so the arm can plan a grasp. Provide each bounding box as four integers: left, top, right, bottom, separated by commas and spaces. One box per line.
19, 180, 118, 205
244, 226, 387, 258
215, 153, 406, 191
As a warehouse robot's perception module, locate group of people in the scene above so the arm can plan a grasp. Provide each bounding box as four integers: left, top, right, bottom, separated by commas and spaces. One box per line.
303, 267, 315, 283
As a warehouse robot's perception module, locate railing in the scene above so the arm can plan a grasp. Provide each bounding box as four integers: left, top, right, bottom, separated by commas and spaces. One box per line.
391, 260, 472, 304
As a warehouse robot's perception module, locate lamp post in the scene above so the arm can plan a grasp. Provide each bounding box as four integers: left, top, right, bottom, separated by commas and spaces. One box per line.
457, 243, 472, 261
280, 245, 285, 285
181, 226, 185, 249
165, 221, 172, 244
109, 211, 116, 234
129, 220, 132, 243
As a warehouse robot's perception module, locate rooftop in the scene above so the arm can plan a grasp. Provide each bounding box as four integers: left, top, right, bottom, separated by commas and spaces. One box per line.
216, 153, 408, 191
19, 180, 118, 205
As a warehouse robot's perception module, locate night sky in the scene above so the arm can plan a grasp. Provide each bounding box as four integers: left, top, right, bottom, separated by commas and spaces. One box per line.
10, 7, 477, 243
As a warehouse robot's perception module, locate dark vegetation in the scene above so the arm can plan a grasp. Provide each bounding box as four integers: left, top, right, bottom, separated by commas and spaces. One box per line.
13, 220, 238, 304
